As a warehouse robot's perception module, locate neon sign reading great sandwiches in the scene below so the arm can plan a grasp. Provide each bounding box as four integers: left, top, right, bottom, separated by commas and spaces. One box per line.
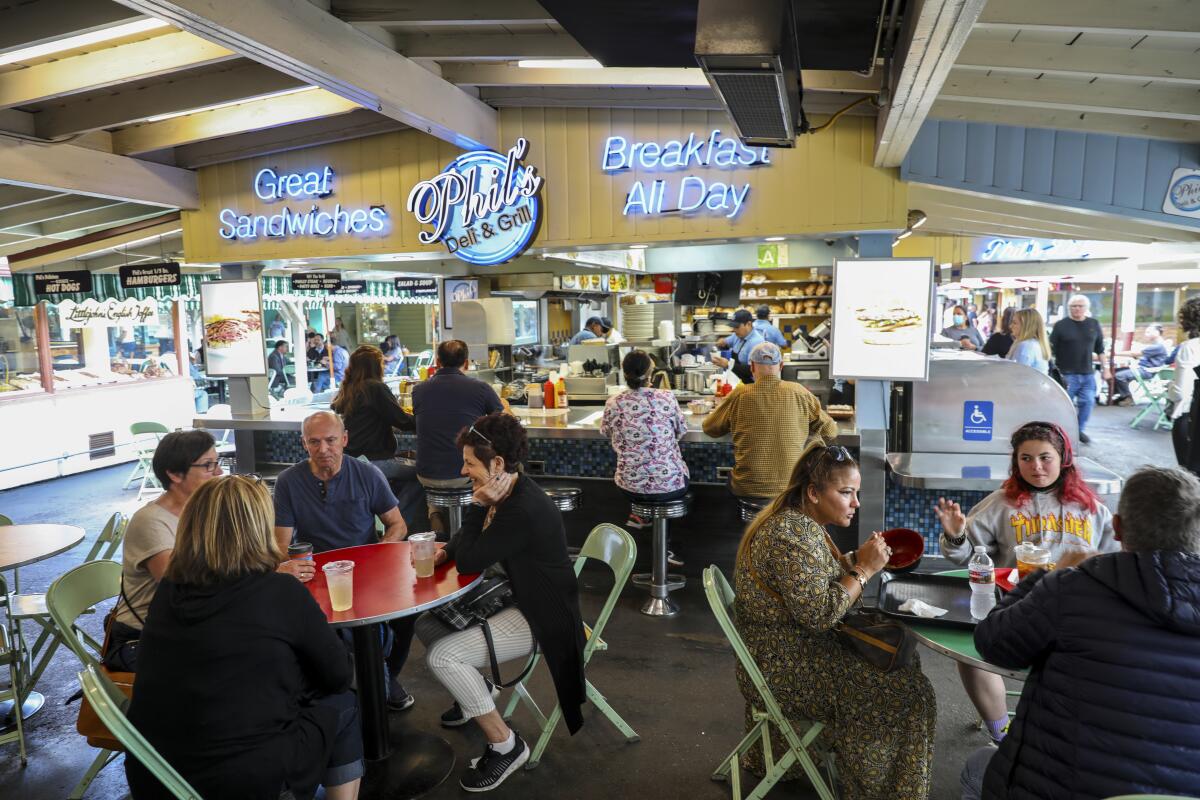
602, 129, 769, 219
218, 166, 389, 241
406, 138, 544, 266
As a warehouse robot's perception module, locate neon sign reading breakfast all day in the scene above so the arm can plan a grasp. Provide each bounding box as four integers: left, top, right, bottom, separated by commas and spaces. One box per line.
601, 129, 770, 219
218, 166, 389, 241
406, 138, 544, 266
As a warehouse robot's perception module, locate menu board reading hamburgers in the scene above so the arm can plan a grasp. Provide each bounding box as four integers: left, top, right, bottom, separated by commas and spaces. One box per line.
200, 280, 267, 377
830, 258, 935, 381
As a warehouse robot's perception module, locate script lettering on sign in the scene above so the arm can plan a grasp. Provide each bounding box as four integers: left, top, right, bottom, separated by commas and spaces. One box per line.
406, 138, 544, 266
59, 298, 159, 329
601, 130, 768, 219
218, 165, 389, 241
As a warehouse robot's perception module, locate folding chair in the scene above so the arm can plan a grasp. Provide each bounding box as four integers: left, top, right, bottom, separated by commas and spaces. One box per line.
0, 573, 29, 766
502, 524, 640, 769
1106, 796, 1200, 800
13, 512, 126, 689
1130, 368, 1175, 431
703, 565, 837, 800
46, 559, 125, 799
80, 665, 204, 800
124, 422, 169, 501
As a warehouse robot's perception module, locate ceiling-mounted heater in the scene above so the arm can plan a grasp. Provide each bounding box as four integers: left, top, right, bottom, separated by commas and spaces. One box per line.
694, 0, 802, 148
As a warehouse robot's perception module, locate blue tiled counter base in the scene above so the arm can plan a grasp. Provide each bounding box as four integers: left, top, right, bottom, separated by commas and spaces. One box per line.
885, 482, 990, 558
257, 431, 737, 483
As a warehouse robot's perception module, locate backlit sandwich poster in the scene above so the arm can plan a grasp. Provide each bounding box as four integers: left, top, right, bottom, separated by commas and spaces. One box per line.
200, 280, 267, 377
830, 258, 935, 381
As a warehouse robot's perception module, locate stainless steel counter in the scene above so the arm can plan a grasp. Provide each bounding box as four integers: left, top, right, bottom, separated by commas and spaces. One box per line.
887, 452, 1123, 495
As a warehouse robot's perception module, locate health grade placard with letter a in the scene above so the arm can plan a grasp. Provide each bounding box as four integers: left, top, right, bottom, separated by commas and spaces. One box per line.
830, 258, 935, 382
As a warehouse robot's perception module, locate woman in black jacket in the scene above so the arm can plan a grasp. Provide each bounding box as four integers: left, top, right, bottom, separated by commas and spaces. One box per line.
416, 411, 586, 793
126, 475, 362, 800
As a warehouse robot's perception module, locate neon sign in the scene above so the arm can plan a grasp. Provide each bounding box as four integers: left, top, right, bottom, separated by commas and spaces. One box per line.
218, 165, 388, 241
406, 138, 543, 266
601, 129, 769, 219
978, 238, 1090, 263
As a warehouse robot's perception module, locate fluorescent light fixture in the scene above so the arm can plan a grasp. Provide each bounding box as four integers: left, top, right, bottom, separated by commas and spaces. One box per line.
764, 236, 786, 242
629, 244, 648, 249
517, 59, 602, 69
0, 17, 171, 67
896, 228, 913, 240
145, 86, 314, 123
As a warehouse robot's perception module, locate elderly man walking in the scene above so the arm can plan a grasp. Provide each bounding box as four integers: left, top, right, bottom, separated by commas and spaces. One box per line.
1048, 295, 1111, 443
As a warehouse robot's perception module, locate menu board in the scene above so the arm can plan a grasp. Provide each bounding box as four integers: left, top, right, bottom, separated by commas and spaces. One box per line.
119, 262, 180, 288
34, 270, 92, 296
395, 277, 438, 296
830, 258, 935, 381
200, 280, 267, 377
291, 272, 341, 292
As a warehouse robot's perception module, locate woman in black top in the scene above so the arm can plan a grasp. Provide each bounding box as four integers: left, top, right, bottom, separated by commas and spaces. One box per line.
980, 306, 1015, 357
331, 345, 422, 523
126, 476, 362, 800
417, 412, 586, 793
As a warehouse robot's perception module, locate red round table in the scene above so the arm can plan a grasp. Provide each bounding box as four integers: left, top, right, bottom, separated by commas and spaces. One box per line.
305, 542, 481, 800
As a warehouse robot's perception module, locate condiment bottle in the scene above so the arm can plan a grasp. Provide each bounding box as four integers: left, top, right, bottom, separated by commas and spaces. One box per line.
543, 376, 556, 409
556, 376, 569, 409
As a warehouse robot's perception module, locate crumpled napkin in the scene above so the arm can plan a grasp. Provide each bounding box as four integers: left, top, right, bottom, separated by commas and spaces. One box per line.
898, 598, 948, 618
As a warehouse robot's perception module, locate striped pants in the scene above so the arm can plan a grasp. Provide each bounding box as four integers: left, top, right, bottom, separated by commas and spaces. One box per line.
416, 606, 535, 719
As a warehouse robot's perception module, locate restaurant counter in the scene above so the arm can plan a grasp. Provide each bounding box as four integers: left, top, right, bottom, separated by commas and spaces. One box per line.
193, 403, 858, 486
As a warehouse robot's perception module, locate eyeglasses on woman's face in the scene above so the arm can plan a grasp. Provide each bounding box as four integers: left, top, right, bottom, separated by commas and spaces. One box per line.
190, 459, 221, 474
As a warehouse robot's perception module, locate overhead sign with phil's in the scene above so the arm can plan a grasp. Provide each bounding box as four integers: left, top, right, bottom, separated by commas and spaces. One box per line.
406, 138, 544, 266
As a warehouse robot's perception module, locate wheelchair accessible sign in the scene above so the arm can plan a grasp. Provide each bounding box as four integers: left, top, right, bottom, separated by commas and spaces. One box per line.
963, 401, 994, 442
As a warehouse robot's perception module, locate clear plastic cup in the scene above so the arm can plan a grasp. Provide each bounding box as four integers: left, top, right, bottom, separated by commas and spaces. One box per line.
409, 532, 437, 579
322, 560, 355, 611
1014, 543, 1051, 580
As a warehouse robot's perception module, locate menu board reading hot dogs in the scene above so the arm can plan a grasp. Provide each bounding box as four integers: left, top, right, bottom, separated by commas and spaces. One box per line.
200, 280, 267, 377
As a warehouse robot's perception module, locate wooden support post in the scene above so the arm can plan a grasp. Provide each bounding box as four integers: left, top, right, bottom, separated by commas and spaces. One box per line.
33, 301, 54, 394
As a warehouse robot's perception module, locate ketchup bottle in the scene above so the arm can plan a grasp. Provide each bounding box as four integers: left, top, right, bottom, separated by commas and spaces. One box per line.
543, 377, 557, 409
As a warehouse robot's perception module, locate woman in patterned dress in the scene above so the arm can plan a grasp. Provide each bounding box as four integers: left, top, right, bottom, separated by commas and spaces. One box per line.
734, 441, 936, 800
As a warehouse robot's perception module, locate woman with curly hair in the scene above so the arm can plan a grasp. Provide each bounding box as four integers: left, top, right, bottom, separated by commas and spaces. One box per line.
1169, 297, 1200, 468
734, 441, 936, 800
934, 421, 1118, 742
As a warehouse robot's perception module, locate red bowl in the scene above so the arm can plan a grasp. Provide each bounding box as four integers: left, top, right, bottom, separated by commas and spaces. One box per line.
881, 528, 925, 572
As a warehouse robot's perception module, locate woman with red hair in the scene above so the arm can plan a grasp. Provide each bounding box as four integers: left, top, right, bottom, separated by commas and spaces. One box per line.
933, 421, 1118, 743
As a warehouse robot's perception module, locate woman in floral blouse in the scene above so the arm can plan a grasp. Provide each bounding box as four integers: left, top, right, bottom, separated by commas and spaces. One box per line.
734, 441, 936, 800
601, 351, 689, 549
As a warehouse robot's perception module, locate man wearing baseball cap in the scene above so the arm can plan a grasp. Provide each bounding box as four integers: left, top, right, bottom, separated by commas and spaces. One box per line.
711, 309, 766, 383
704, 342, 838, 501
569, 316, 605, 345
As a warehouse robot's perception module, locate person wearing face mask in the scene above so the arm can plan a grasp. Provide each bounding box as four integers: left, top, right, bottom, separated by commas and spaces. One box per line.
940, 304, 985, 351
934, 421, 1118, 744
416, 412, 585, 792
733, 441, 936, 800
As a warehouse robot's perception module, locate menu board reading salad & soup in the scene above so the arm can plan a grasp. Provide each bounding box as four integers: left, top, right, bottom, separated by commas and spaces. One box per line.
830, 258, 935, 381
200, 280, 267, 377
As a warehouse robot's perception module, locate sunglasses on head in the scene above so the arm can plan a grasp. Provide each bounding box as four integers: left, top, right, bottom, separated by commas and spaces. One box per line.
468, 424, 492, 446
823, 445, 851, 462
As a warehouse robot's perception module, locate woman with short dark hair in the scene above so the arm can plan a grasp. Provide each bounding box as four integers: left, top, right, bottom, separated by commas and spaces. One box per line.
105, 430, 222, 672
601, 349, 689, 535
941, 304, 985, 351
981, 307, 1015, 357
415, 412, 585, 792
127, 476, 363, 800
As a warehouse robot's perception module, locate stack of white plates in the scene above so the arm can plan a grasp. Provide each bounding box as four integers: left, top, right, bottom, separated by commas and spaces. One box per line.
622, 305, 656, 341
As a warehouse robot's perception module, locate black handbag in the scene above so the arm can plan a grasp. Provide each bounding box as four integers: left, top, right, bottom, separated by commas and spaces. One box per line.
428, 570, 534, 689
835, 608, 917, 673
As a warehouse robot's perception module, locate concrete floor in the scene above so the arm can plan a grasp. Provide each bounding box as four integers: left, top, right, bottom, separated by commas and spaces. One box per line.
0, 403, 1173, 800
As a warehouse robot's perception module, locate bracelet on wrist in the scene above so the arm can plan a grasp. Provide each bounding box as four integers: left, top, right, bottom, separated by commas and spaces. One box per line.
947, 529, 967, 545
850, 568, 869, 588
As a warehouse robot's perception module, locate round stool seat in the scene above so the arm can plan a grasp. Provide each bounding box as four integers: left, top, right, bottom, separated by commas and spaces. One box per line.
737, 496, 769, 521
426, 488, 475, 508
630, 494, 692, 521
544, 487, 582, 512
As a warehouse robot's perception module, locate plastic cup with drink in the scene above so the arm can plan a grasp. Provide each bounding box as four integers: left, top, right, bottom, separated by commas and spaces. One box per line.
1014, 542, 1052, 580
287, 542, 313, 561
322, 560, 355, 612
409, 532, 437, 579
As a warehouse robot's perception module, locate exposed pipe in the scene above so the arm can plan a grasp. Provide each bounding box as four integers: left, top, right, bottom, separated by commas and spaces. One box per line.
857, 0, 894, 78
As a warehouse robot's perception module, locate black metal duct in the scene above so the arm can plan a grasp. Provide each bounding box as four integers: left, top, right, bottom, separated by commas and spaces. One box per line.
694, 0, 801, 147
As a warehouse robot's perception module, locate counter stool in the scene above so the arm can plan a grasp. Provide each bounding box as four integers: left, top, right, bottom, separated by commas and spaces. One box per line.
630, 494, 692, 617
544, 486, 582, 512
737, 496, 770, 522
426, 487, 475, 537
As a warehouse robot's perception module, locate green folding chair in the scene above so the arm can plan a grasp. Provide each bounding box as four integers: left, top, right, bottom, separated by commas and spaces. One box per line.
502, 524, 640, 769
1130, 368, 1174, 431
79, 665, 204, 800
703, 565, 837, 800
124, 422, 170, 501
1106, 796, 1200, 800
46, 559, 125, 800
0, 572, 29, 765
13, 512, 126, 690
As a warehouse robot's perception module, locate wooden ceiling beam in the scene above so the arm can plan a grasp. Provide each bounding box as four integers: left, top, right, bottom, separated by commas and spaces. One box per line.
955, 38, 1200, 86
930, 101, 1200, 142
0, 31, 236, 109
938, 73, 1200, 122
0, 196, 122, 232
975, 0, 1200, 38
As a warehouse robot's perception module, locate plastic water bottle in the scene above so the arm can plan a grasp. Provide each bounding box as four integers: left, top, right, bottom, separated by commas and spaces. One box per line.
969, 546, 997, 620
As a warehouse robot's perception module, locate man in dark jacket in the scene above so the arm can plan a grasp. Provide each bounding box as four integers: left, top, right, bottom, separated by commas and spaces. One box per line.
961, 465, 1200, 800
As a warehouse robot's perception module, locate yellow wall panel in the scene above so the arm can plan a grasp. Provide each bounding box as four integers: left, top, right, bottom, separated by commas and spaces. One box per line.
181, 110, 905, 263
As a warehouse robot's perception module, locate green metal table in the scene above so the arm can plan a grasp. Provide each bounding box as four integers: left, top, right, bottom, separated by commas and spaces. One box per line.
906, 570, 1026, 680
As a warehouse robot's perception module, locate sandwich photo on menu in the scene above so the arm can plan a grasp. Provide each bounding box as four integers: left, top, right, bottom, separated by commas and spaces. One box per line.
855, 304, 923, 345
204, 316, 252, 348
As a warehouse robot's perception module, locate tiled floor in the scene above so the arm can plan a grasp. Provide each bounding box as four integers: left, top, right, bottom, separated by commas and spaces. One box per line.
0, 403, 1174, 800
